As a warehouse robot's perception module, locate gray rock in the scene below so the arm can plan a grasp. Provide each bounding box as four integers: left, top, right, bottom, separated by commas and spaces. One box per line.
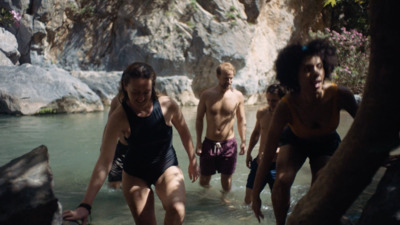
0, 51, 14, 66
0, 64, 103, 115
0, 28, 20, 64
0, 145, 62, 225
70, 70, 122, 106
157, 76, 199, 106
1, 0, 328, 106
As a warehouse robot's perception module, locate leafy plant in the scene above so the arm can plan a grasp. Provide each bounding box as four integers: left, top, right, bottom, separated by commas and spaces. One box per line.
309, 27, 370, 94
190, 0, 197, 10
38, 107, 57, 115
226, 5, 241, 26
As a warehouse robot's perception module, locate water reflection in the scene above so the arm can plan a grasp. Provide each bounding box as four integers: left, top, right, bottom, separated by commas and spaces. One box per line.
0, 106, 388, 225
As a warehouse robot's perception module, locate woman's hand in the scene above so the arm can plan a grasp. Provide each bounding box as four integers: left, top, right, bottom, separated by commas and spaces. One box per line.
62, 207, 90, 225
252, 196, 264, 223
188, 158, 200, 182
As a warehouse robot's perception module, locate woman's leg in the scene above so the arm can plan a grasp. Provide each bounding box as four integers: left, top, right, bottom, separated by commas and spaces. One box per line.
310, 155, 331, 184
155, 166, 186, 225
122, 172, 156, 225
272, 145, 306, 225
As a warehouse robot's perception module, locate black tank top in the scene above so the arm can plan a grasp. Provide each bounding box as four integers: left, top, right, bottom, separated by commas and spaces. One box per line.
121, 99, 178, 185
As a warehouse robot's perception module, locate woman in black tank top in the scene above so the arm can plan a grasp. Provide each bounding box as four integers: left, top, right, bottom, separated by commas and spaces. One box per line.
63, 62, 199, 225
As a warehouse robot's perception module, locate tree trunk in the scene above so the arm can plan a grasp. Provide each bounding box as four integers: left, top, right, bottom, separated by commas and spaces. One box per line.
286, 1, 400, 224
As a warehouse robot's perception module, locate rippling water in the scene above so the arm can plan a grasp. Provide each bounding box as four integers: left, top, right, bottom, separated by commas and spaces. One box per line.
0, 106, 386, 225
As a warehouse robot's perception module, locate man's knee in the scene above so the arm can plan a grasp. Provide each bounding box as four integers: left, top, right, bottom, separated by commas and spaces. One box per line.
199, 175, 211, 187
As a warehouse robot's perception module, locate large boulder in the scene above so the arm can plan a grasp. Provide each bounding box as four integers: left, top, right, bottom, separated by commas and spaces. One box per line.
0, 145, 62, 225
0, 64, 103, 115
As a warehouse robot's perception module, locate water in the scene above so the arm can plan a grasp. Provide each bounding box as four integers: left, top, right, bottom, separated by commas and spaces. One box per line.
0, 106, 388, 225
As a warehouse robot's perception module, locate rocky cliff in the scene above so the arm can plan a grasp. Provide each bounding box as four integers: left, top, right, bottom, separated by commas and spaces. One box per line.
0, 0, 326, 115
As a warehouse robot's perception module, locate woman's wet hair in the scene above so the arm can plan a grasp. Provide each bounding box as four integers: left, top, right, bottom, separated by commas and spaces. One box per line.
118, 62, 158, 103
275, 39, 338, 92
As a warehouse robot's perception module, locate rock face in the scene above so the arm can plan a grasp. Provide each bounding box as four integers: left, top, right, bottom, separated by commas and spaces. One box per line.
0, 145, 62, 225
0, 64, 103, 115
0, 0, 327, 114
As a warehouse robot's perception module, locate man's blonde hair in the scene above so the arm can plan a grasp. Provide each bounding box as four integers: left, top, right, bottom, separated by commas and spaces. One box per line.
216, 62, 236, 75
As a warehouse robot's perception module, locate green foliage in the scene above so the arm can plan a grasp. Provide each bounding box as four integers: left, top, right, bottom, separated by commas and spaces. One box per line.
226, 5, 241, 26
325, 0, 366, 7
186, 20, 195, 29
309, 27, 370, 94
190, 0, 197, 10
68, 2, 95, 17
324, 0, 369, 35
38, 107, 57, 115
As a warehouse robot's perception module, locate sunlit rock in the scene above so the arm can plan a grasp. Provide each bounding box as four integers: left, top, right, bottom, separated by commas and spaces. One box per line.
0, 64, 103, 115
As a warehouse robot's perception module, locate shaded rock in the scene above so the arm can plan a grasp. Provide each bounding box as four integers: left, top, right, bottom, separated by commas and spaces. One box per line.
356, 160, 400, 225
0, 64, 103, 115
0, 145, 62, 225
238, 0, 263, 23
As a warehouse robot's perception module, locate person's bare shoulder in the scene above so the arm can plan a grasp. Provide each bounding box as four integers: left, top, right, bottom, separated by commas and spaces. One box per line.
232, 88, 244, 97
200, 86, 217, 98
108, 104, 128, 129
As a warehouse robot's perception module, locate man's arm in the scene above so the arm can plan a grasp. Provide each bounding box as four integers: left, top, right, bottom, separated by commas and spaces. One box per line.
246, 110, 261, 168
195, 93, 207, 156
236, 92, 246, 155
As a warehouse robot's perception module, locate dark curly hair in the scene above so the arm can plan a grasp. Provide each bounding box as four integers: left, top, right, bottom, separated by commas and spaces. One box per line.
266, 84, 286, 98
275, 39, 338, 93
118, 62, 158, 103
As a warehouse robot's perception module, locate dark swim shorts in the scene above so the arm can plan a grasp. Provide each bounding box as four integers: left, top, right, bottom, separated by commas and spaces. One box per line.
108, 141, 129, 182
246, 156, 276, 191
280, 127, 341, 161
200, 137, 237, 176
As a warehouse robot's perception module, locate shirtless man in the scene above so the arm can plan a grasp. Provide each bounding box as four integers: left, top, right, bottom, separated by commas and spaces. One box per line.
195, 62, 246, 194
244, 84, 286, 204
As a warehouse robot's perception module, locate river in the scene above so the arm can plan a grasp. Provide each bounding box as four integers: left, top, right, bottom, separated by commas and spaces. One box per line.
0, 106, 387, 225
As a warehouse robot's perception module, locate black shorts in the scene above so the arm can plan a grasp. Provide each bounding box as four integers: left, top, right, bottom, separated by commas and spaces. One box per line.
246, 156, 276, 191
280, 127, 341, 161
